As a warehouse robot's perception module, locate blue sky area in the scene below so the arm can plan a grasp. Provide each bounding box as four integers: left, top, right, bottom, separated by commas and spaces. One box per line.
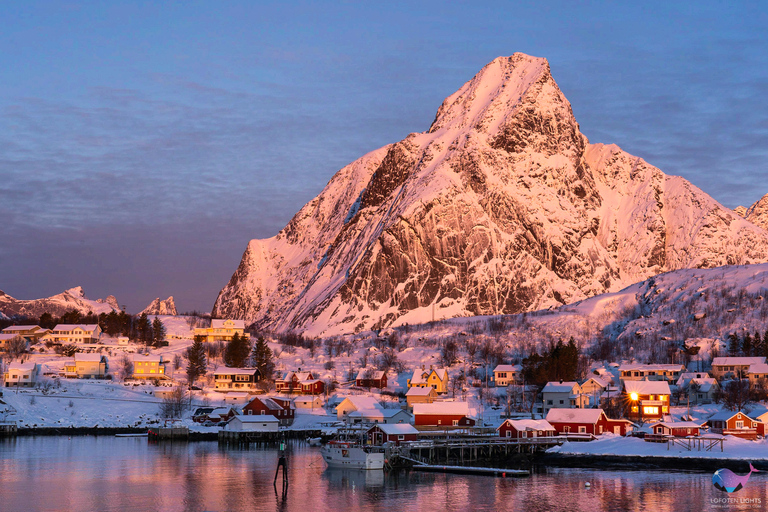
1, 1, 766, 313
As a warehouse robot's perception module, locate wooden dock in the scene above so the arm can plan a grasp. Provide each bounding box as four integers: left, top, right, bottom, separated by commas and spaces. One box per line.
392, 436, 566, 467
411, 464, 529, 477
0, 422, 17, 436
148, 426, 189, 441
218, 430, 281, 446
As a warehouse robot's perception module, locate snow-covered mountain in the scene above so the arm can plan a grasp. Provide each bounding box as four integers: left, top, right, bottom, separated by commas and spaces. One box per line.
213, 53, 768, 336
745, 194, 768, 231
140, 296, 178, 316
0, 286, 120, 318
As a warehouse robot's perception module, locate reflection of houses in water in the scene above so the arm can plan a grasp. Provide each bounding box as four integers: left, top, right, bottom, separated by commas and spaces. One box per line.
322, 468, 384, 489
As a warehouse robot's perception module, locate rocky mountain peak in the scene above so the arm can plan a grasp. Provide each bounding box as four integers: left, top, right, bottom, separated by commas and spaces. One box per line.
213, 54, 768, 336
746, 193, 768, 231
734, 205, 748, 217
140, 296, 177, 316
66, 286, 85, 298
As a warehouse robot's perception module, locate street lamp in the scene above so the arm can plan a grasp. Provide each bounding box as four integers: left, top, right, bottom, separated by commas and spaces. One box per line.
630, 392, 639, 421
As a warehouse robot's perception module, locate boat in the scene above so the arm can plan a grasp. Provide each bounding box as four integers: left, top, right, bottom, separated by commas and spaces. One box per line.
320, 440, 385, 470
308, 437, 323, 447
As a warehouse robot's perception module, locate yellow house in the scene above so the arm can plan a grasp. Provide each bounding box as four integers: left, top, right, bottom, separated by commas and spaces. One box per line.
42, 324, 102, 344
407, 365, 449, 394
194, 319, 250, 343
133, 354, 169, 380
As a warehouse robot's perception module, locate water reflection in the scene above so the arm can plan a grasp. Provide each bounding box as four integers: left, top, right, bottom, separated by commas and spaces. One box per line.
1, 437, 766, 511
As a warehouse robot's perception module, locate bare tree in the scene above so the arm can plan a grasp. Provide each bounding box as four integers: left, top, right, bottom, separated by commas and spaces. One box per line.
3, 336, 27, 361
159, 385, 190, 419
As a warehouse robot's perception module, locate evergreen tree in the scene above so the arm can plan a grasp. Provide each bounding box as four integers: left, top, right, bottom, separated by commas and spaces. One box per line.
753, 331, 763, 358
152, 317, 166, 347
728, 333, 740, 356
186, 336, 207, 386
136, 312, 152, 346
224, 333, 250, 367
39, 312, 55, 330
742, 332, 753, 357
250, 335, 275, 380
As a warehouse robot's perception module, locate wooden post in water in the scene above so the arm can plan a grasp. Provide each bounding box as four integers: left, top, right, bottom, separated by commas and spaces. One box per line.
274, 438, 288, 493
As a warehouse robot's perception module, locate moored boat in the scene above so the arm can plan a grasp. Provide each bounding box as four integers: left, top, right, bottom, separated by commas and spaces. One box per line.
320, 440, 385, 470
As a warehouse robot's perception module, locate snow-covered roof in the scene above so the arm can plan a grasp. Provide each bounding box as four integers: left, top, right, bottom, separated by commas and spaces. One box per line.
581, 376, 610, 387
748, 363, 768, 374
619, 363, 684, 372
410, 367, 447, 385
339, 396, 384, 411
688, 378, 717, 393
708, 410, 748, 422
542, 381, 579, 393
546, 408, 606, 424
211, 319, 246, 329
0, 333, 22, 341
499, 419, 555, 431
133, 354, 163, 363
348, 408, 410, 420
712, 357, 766, 366
623, 380, 671, 395
293, 396, 322, 404
213, 367, 259, 376
651, 421, 703, 428
75, 353, 106, 362
2, 325, 43, 332
355, 369, 386, 380
370, 423, 419, 436
6, 362, 38, 371
493, 364, 521, 373
675, 372, 711, 387
406, 387, 436, 396
52, 324, 100, 333
413, 401, 469, 416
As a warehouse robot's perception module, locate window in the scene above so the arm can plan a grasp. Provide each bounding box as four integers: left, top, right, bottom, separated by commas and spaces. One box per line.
643, 406, 659, 415
438, 420, 442, 425
453, 420, 459, 426
398, 435, 405, 440
736, 421, 744, 429
559, 400, 564, 405
547, 400, 553, 405
579, 426, 586, 433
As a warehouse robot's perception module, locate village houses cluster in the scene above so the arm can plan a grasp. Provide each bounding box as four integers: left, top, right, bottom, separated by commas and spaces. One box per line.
4, 320, 768, 445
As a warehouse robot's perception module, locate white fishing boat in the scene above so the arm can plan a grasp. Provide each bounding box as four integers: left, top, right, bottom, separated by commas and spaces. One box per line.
320, 440, 385, 470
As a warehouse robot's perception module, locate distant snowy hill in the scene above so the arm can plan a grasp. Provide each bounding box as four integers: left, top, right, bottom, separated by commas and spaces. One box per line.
0, 286, 120, 318
746, 193, 768, 231
214, 53, 768, 336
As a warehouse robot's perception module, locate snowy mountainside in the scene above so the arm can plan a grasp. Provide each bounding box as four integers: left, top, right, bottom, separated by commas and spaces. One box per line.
746, 193, 768, 231
214, 53, 768, 337
0, 286, 120, 318
140, 296, 178, 316
391, 263, 768, 365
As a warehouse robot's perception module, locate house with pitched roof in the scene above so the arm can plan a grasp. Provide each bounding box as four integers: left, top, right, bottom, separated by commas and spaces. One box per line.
355, 369, 387, 389
711, 357, 766, 380
649, 420, 704, 438
497, 419, 556, 438
132, 354, 169, 380
618, 363, 685, 383
194, 319, 249, 343
493, 364, 522, 387
622, 379, 671, 421
71, 353, 108, 379
546, 408, 634, 436
542, 381, 588, 415
276, 370, 324, 394
242, 396, 294, 426
367, 424, 419, 445
42, 324, 101, 344
1, 325, 50, 342
747, 363, 768, 388
707, 410, 760, 440
213, 367, 261, 393
335, 396, 383, 420
407, 365, 449, 394
3, 362, 40, 387
412, 401, 475, 427
406, 386, 438, 408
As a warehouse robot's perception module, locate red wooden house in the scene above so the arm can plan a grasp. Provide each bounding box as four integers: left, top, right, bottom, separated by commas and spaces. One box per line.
412, 402, 475, 427
301, 379, 325, 395
707, 410, 759, 440
546, 408, 634, 436
497, 419, 556, 438
367, 424, 419, 445
621, 380, 671, 421
242, 396, 295, 426
356, 369, 388, 389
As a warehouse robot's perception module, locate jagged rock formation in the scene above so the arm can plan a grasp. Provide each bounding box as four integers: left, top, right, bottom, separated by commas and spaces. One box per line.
140, 296, 178, 316
213, 53, 768, 336
0, 286, 120, 318
734, 205, 748, 217
746, 194, 768, 231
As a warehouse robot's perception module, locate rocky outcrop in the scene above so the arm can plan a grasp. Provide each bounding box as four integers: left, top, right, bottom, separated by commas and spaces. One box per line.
140, 296, 178, 316
213, 53, 768, 336
746, 194, 768, 231
0, 287, 120, 318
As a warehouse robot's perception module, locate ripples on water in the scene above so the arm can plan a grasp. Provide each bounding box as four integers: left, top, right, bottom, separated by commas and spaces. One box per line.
1, 437, 765, 511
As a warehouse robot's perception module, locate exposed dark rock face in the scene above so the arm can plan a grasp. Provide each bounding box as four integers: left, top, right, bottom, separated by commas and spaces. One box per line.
0, 287, 120, 318
140, 296, 178, 316
212, 54, 768, 336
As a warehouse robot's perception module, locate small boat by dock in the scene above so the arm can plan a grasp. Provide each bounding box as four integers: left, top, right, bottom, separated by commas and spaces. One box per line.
115, 433, 148, 437
320, 440, 385, 470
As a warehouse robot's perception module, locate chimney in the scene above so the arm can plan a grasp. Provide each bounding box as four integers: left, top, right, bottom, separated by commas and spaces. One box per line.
430, 365, 434, 371
422, 364, 425, 370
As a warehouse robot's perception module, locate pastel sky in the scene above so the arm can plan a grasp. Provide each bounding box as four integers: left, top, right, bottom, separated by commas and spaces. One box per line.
1, 1, 767, 314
